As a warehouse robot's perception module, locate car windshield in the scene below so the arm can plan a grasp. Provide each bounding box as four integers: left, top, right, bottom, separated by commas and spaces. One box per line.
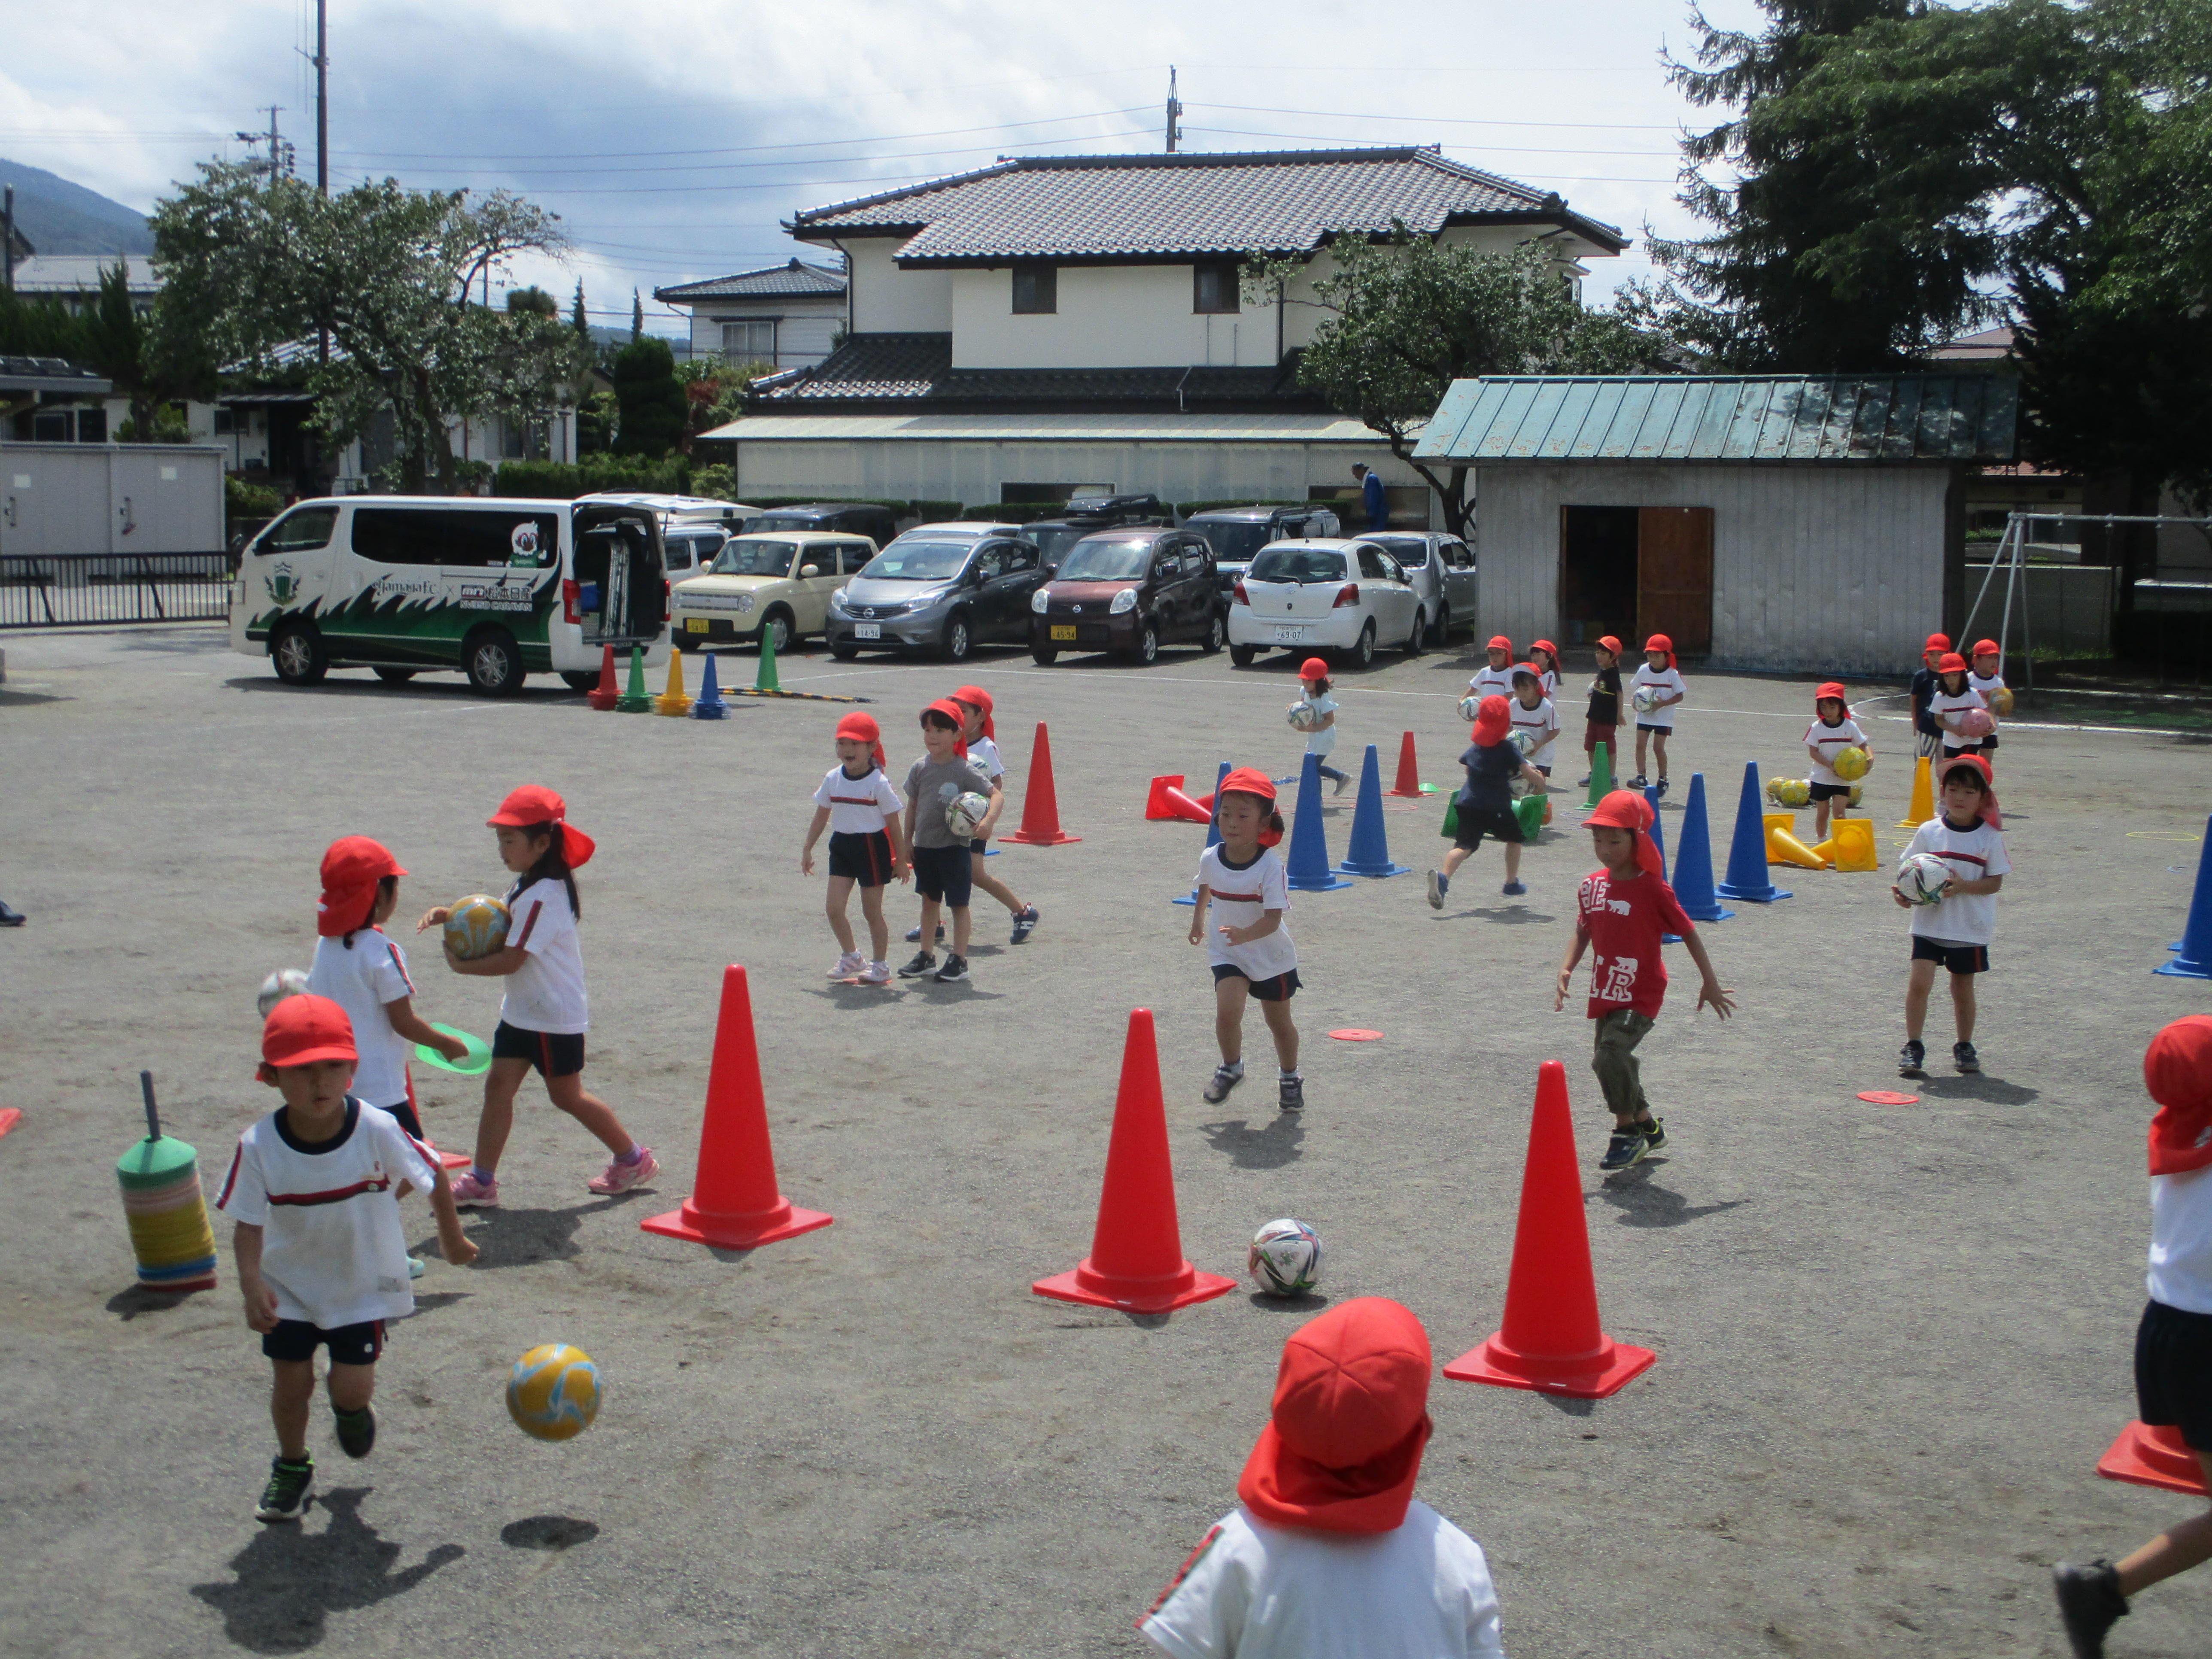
1248, 546, 1347, 584
707, 539, 797, 577
1031, 526, 1089, 568
859, 541, 971, 581
1371, 536, 1430, 568
1189, 521, 1272, 565
1052, 539, 1154, 581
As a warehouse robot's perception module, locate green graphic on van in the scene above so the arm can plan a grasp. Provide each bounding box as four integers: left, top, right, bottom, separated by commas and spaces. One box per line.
267, 562, 298, 605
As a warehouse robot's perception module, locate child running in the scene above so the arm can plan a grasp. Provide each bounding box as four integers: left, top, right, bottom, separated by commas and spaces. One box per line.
1508, 663, 1560, 826
1802, 682, 1872, 842
1893, 754, 2008, 1078
950, 686, 1042, 942
1968, 638, 2006, 766
2054, 1016, 2212, 1659
801, 711, 908, 986
900, 700, 999, 985
1910, 632, 1951, 759
1428, 694, 1548, 907
1468, 636, 1516, 704
1136, 1298, 1504, 1659
1580, 634, 1623, 788
217, 994, 475, 1522
1555, 790, 1735, 1170
1291, 659, 1349, 796
420, 786, 657, 1205
1928, 652, 1988, 760
1627, 634, 1686, 795
1189, 767, 1304, 1112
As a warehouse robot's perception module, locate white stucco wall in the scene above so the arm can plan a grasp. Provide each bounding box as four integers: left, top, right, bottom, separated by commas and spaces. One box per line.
839, 239, 951, 333
950, 264, 1278, 369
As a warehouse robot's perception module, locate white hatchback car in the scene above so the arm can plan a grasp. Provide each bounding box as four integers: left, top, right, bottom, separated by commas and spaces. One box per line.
1227, 538, 1425, 669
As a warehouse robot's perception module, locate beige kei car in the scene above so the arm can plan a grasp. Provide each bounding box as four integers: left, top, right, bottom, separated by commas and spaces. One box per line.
668, 531, 879, 654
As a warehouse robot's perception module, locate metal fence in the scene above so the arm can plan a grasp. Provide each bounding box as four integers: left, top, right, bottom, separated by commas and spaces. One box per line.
0, 553, 235, 629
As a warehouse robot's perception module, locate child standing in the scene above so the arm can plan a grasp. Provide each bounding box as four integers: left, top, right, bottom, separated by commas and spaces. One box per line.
1580, 634, 1623, 788
1468, 636, 1516, 704
1910, 632, 1951, 759
1527, 638, 1562, 702
1188, 767, 1304, 1112
216, 995, 475, 1522
801, 712, 908, 986
951, 686, 1042, 942
1928, 652, 1988, 760
1428, 694, 1548, 907
900, 700, 998, 985
1137, 1298, 1504, 1659
420, 786, 657, 1205
2054, 1016, 2212, 1659
1893, 754, 2008, 1077
1555, 790, 1735, 1170
1291, 659, 1349, 795
1627, 634, 1686, 795
1968, 638, 2006, 764
1507, 663, 1560, 826
1802, 682, 1872, 841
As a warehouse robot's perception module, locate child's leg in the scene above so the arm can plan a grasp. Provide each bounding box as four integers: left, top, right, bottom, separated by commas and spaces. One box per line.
1949, 969, 1977, 1042
1651, 729, 1669, 778
1904, 958, 1939, 1042
1259, 995, 1299, 1075
1503, 839, 1522, 882
970, 865, 1026, 917
1814, 798, 1832, 839
824, 874, 858, 955
1214, 975, 1250, 1065
544, 1070, 636, 1158
1635, 727, 1650, 776
270, 1358, 316, 1460
1440, 843, 1475, 878
1591, 1010, 1654, 1128
858, 882, 889, 962
1318, 763, 1348, 785
2117, 1457, 2212, 1595
917, 893, 942, 949
326, 1361, 375, 1417
473, 1056, 531, 1173
949, 904, 972, 959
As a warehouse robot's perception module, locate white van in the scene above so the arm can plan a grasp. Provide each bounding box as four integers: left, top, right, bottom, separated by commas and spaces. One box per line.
229, 495, 671, 694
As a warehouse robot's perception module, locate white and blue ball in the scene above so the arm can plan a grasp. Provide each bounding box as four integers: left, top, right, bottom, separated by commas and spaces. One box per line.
1248, 1218, 1323, 1297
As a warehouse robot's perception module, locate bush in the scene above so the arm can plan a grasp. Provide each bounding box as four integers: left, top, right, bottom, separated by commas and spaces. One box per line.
688, 463, 739, 502
226, 475, 282, 520
910, 500, 963, 523
493, 455, 693, 498
611, 337, 687, 457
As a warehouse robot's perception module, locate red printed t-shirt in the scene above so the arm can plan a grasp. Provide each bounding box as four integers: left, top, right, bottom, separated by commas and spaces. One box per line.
1577, 869, 1692, 1019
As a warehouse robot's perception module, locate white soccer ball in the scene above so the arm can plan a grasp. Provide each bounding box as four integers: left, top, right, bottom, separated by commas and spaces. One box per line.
1248, 1218, 1323, 1297
1896, 851, 1952, 906
1508, 728, 1537, 756
1456, 694, 1483, 722
1287, 702, 1324, 732
257, 967, 311, 1018
944, 790, 991, 841
1631, 685, 1660, 714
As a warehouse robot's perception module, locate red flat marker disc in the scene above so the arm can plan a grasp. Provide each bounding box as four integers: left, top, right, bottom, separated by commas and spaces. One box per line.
1856, 1090, 1918, 1106
1328, 1029, 1384, 1042
0, 1108, 20, 1138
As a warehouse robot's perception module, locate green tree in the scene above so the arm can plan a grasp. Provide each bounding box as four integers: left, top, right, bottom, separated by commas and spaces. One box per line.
571, 278, 589, 337
504, 284, 558, 318
630, 288, 643, 341
610, 334, 686, 457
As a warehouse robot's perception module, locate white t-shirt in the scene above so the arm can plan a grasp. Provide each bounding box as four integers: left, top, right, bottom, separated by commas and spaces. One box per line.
1803, 716, 1869, 787
1199, 844, 1298, 982
1929, 684, 1987, 750
814, 763, 903, 835
2150, 1164, 2212, 1315
1904, 814, 2011, 946
308, 929, 416, 1107
1297, 692, 1340, 757
1507, 695, 1559, 770
215, 1100, 437, 1328
1467, 665, 1515, 703
1139, 1503, 1504, 1659
1968, 671, 2005, 726
1629, 664, 1686, 728
966, 734, 1005, 781
500, 875, 588, 1034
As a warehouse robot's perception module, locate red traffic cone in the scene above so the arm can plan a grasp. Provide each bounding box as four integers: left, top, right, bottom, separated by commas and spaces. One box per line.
999, 721, 1082, 845
584, 643, 620, 711
1443, 1061, 1656, 1398
640, 966, 832, 1250
1033, 1010, 1235, 1314
1145, 775, 1188, 819
2099, 1421, 2211, 1495
1145, 776, 1214, 825
1388, 730, 1427, 797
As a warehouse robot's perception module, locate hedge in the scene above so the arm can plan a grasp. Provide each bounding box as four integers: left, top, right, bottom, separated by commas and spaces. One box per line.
493, 456, 692, 498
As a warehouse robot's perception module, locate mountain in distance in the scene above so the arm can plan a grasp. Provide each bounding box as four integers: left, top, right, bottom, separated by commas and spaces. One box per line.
0, 158, 154, 254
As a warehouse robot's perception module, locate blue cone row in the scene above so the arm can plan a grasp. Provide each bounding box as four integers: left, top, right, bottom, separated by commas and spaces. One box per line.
1715, 760, 1791, 903
1285, 753, 1351, 892
690, 650, 729, 719
1672, 772, 1734, 924
1339, 744, 1412, 878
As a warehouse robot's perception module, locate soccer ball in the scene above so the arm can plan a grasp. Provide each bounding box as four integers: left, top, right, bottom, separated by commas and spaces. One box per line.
1959, 708, 1996, 738
1287, 702, 1324, 732
1896, 851, 1952, 906
1989, 686, 2015, 717
1832, 745, 1871, 781
1765, 777, 1811, 808
1631, 685, 1660, 714
256, 968, 310, 1018
1248, 1218, 1322, 1297
1456, 693, 1483, 723
507, 1343, 601, 1441
1507, 728, 1537, 757
944, 790, 991, 840
444, 894, 512, 961
1847, 784, 1865, 808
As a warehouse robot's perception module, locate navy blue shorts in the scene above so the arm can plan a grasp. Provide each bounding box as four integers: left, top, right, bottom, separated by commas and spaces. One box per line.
828, 830, 895, 887
263, 1318, 385, 1367
911, 843, 972, 908
1212, 963, 1301, 1002
1453, 806, 1524, 851
492, 1021, 586, 1078
1809, 782, 1852, 802
1911, 937, 1989, 975
2137, 1300, 2212, 1452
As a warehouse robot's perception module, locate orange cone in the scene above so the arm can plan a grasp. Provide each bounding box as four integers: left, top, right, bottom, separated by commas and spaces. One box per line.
2099, 1421, 2211, 1495
999, 721, 1082, 845
1388, 731, 1427, 797
585, 643, 620, 711
1145, 776, 1214, 825
1443, 1060, 1656, 1398
640, 965, 832, 1250
1033, 1009, 1235, 1314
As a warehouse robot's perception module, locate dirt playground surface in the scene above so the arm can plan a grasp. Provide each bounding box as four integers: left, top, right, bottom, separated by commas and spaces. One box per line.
2, 623, 2209, 1657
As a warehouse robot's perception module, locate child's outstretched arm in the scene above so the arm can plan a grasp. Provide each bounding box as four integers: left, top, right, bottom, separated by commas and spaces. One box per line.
799, 805, 832, 875
1186, 887, 1211, 946
384, 995, 468, 1062
445, 940, 529, 977
427, 1166, 478, 1267
1555, 918, 1589, 1010
415, 904, 450, 933
1680, 928, 1737, 1018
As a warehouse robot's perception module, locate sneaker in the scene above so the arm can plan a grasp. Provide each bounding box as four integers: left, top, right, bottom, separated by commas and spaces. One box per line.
932, 954, 970, 984
1009, 904, 1040, 944
2052, 1560, 2127, 1658
407, 1255, 425, 1280
1599, 1127, 1650, 1171
1626, 774, 1649, 790
1638, 1117, 1667, 1152
1279, 1074, 1305, 1112
1656, 777, 1670, 798
587, 1147, 659, 1196
256, 1457, 314, 1523
1331, 773, 1349, 797
449, 1170, 499, 1209
1203, 1063, 1245, 1104
1426, 869, 1446, 910
858, 960, 891, 985
897, 951, 938, 978
1899, 1039, 1926, 1076
903, 923, 945, 944
828, 950, 864, 979
1954, 1040, 1981, 1074
1502, 880, 1527, 896
1575, 774, 1592, 788
333, 1404, 376, 1460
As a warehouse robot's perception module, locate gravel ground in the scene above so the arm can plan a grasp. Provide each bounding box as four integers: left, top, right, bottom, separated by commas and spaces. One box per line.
1, 622, 2209, 1659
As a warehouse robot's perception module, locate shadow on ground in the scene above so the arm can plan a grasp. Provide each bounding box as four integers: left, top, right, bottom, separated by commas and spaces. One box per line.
457, 1198, 623, 1269
1198, 1113, 1306, 1169
1597, 1162, 1749, 1228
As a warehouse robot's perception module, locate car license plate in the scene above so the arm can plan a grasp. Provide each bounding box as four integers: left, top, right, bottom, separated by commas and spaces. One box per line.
853, 623, 881, 640
685, 617, 708, 634
1273, 625, 1307, 643
1050, 624, 1077, 641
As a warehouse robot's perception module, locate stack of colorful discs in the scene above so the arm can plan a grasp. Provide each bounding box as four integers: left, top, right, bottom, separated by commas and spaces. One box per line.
116, 1132, 218, 1292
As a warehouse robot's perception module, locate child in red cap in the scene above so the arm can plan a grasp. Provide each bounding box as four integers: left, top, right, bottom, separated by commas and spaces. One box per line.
899, 700, 1000, 984
1428, 694, 1547, 908
420, 786, 657, 1204
946, 684, 1043, 943
1910, 632, 1951, 758
1892, 754, 2008, 1077
1555, 789, 1735, 1171
1290, 659, 1349, 796
1626, 634, 1685, 796
1468, 635, 1515, 704
1967, 639, 2007, 760
1927, 652, 1987, 760
1527, 637, 1562, 701
802, 712, 909, 985
1802, 684, 1872, 842
216, 995, 475, 1522
1137, 1298, 1504, 1658
1579, 634, 1623, 788
1190, 767, 1305, 1111
2054, 1016, 2212, 1657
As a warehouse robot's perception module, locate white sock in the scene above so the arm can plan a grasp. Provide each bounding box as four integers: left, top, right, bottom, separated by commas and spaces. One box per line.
1219, 1059, 1244, 1075
1280, 1067, 1300, 1081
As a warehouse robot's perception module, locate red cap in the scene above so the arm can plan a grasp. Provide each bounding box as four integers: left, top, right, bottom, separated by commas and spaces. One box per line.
1644, 633, 1676, 671
1595, 634, 1622, 654
1971, 639, 2000, 659
1299, 657, 1329, 681
1937, 652, 1967, 675
1530, 639, 1559, 663
1471, 693, 1511, 746
1217, 766, 1276, 803
835, 710, 886, 770
1585, 788, 1665, 877
1924, 632, 1951, 654
1814, 681, 1848, 706
1237, 1298, 1434, 1536
1937, 752, 2002, 828
923, 697, 972, 755
486, 785, 596, 868
260, 993, 358, 1073
2148, 1016, 2212, 1176
1486, 635, 1510, 653
950, 684, 995, 739
316, 836, 404, 938
1509, 662, 1540, 684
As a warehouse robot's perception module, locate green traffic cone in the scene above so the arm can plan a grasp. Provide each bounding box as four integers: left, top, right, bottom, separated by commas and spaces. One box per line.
1582, 739, 1613, 808
1512, 792, 1546, 842
754, 623, 781, 693
616, 644, 651, 711
1441, 796, 1458, 839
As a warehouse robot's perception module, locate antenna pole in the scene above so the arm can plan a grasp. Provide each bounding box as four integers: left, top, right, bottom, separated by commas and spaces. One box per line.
1166, 67, 1182, 154
315, 0, 329, 195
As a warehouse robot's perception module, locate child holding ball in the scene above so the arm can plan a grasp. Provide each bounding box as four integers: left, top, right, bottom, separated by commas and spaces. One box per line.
420, 786, 657, 1205
1189, 767, 1304, 1112
1928, 652, 1989, 760
801, 712, 908, 986
1428, 694, 1547, 907
1290, 659, 1349, 795
899, 700, 999, 984
1968, 639, 2007, 763
1893, 755, 2008, 1077
1627, 634, 1686, 795
1468, 635, 1516, 704
1802, 682, 1871, 842
951, 686, 1042, 943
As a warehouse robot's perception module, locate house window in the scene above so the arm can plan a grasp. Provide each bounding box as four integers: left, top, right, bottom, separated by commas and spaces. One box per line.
1012, 264, 1057, 315
31, 409, 71, 442
76, 407, 107, 443
720, 319, 777, 363
1194, 263, 1240, 315
213, 408, 238, 435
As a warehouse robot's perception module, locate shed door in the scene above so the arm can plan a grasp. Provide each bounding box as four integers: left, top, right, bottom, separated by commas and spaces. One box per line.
1637, 507, 1714, 655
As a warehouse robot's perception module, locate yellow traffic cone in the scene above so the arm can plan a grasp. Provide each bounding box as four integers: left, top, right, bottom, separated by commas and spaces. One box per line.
1896, 755, 1933, 827
1766, 823, 1828, 869
653, 648, 693, 717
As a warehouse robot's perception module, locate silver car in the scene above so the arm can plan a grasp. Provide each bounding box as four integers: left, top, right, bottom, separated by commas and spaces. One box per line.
1365, 532, 1479, 649
825, 523, 1043, 663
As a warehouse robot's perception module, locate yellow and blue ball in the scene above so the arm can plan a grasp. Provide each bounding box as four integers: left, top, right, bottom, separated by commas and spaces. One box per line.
444, 894, 512, 962
506, 1343, 601, 1441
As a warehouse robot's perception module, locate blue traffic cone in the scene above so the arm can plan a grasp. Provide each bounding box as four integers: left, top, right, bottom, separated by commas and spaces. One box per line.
1645, 784, 1682, 944
1339, 744, 1411, 878
691, 649, 729, 719
1173, 762, 1232, 906
1671, 772, 1734, 924
2155, 814, 2212, 978
1285, 753, 1351, 892
1714, 760, 1791, 903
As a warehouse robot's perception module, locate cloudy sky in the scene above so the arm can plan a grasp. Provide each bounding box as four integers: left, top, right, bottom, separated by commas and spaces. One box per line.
2, 0, 1765, 339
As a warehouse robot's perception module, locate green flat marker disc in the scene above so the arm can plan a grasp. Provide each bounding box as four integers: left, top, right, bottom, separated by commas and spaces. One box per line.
416, 1024, 491, 1076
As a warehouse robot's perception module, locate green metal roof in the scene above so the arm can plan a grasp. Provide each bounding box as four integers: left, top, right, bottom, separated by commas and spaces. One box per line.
1414, 374, 2018, 465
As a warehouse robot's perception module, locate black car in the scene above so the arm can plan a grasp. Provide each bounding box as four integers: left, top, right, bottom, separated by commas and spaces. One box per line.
1023, 494, 1174, 575
1030, 528, 1224, 665
742, 501, 901, 548
1184, 504, 1344, 596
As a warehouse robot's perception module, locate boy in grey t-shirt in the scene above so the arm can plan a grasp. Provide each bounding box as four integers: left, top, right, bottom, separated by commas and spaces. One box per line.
900, 699, 999, 984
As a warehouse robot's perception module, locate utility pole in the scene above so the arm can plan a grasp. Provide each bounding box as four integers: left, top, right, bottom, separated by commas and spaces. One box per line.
1165, 67, 1183, 154
314, 0, 328, 195
2, 185, 14, 295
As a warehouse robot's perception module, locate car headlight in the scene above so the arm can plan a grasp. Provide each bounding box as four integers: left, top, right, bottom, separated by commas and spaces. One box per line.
736, 592, 756, 613
1109, 587, 1137, 614
1031, 588, 1050, 614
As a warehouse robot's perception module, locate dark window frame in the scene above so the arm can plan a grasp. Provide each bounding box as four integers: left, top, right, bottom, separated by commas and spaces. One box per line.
1011, 264, 1057, 315
1193, 262, 1240, 315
